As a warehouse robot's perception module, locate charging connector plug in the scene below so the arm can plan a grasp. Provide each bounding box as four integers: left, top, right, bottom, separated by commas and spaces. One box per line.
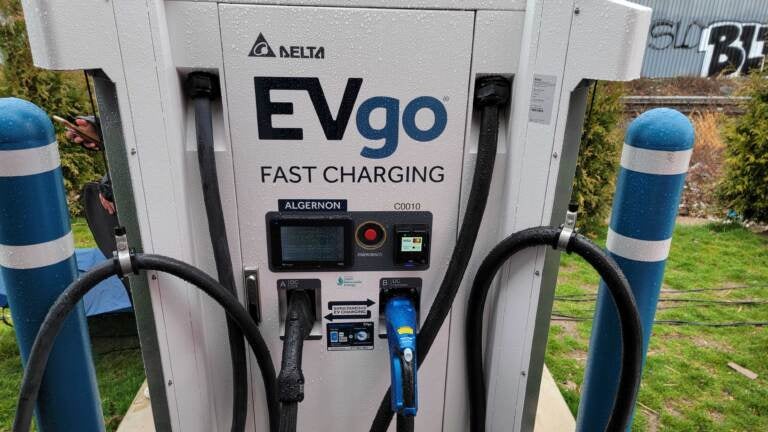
278, 290, 314, 404
277, 290, 315, 432
385, 297, 419, 417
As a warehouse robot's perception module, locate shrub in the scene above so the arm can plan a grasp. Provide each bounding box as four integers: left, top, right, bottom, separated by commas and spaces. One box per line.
680, 113, 726, 218
717, 72, 768, 223
0, 0, 103, 216
572, 82, 625, 236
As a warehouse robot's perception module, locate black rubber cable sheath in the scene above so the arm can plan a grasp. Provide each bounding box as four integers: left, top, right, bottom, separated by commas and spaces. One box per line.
190, 77, 251, 432
396, 415, 414, 432
369, 76, 510, 432
278, 403, 298, 432
396, 355, 416, 432
465, 227, 643, 432
12, 254, 279, 432
278, 291, 313, 432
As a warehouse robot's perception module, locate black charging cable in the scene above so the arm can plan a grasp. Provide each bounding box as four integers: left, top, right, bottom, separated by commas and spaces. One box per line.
465, 226, 643, 432
370, 75, 511, 432
13, 253, 279, 432
185, 72, 253, 432
278, 291, 314, 432
396, 353, 416, 432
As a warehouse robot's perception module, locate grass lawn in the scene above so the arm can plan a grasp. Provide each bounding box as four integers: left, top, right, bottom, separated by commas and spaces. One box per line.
72, 218, 99, 249
0, 218, 145, 432
546, 223, 768, 431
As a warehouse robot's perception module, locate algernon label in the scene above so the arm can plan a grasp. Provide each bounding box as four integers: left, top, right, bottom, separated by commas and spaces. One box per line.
278, 199, 347, 212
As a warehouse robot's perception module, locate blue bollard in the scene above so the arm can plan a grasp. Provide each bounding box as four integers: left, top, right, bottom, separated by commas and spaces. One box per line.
576, 108, 694, 431
0, 98, 104, 431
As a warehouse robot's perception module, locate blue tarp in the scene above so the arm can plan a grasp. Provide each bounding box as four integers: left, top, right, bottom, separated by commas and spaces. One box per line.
0, 248, 132, 316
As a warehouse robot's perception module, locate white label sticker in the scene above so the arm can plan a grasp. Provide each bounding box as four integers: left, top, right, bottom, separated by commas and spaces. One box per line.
331, 304, 368, 316
529, 74, 557, 125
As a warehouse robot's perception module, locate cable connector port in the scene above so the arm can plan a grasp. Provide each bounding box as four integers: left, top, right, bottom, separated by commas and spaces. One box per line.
184, 72, 220, 100
475, 76, 511, 108
379, 284, 420, 338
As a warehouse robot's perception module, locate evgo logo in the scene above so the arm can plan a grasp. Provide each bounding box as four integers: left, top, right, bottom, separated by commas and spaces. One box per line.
254, 77, 448, 159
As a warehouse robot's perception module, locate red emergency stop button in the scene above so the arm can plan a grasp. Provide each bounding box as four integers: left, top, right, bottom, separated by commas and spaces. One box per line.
364, 228, 378, 242
357, 222, 386, 249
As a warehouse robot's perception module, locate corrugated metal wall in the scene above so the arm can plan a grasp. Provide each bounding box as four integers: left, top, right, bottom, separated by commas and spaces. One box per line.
634, 0, 768, 78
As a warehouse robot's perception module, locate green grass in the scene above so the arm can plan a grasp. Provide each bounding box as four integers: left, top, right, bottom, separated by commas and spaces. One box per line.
72, 217, 97, 248
546, 223, 768, 431
0, 219, 144, 432
0, 320, 145, 432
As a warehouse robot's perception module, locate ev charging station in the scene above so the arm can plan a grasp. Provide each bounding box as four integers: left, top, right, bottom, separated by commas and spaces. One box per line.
16, 1, 652, 431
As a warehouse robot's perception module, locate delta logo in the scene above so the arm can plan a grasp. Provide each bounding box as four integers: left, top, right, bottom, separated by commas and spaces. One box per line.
249, 33, 325, 59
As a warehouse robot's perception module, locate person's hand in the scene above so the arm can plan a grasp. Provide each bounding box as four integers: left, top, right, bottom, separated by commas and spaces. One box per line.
99, 193, 116, 215
65, 118, 100, 150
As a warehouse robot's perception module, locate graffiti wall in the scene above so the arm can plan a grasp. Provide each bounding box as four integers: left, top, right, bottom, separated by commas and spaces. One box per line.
635, 0, 768, 78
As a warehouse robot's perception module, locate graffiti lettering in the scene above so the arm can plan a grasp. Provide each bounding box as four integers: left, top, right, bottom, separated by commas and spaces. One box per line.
699, 22, 768, 77
649, 19, 706, 51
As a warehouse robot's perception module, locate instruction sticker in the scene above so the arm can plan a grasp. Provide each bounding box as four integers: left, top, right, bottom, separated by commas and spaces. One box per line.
327, 322, 374, 351
529, 74, 557, 125
325, 299, 375, 321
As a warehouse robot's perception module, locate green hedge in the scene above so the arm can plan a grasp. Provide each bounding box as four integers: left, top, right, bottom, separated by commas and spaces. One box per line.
0, 0, 104, 216
572, 82, 625, 236
717, 72, 768, 223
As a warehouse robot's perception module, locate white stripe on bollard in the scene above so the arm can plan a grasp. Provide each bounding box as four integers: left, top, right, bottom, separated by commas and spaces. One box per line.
0, 142, 61, 177
0, 231, 74, 269
606, 229, 671, 262
620, 143, 692, 176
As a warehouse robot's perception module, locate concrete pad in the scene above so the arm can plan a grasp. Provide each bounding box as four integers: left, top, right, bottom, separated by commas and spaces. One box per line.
116, 382, 154, 432
118, 365, 575, 431
534, 366, 576, 432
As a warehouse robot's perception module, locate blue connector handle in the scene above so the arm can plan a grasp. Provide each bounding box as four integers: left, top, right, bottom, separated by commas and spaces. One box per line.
385, 297, 418, 417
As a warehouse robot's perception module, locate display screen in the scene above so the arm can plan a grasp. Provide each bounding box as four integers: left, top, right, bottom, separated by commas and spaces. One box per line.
280, 225, 346, 263
400, 236, 424, 252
